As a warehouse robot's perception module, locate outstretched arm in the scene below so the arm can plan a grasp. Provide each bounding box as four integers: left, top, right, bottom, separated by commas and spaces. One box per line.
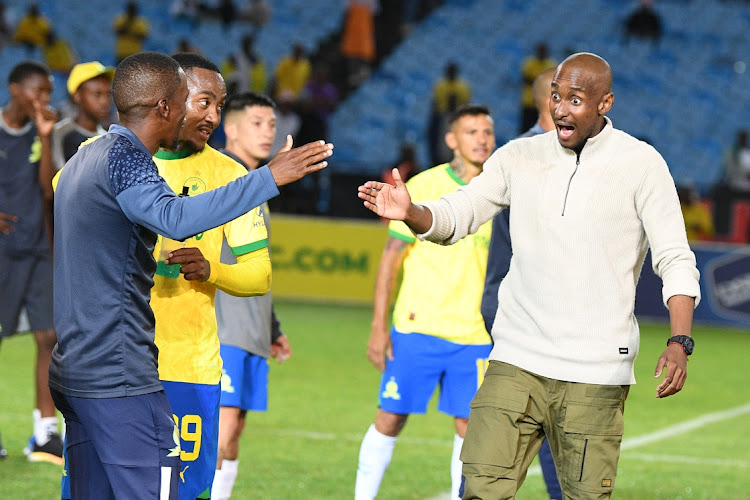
358, 168, 433, 234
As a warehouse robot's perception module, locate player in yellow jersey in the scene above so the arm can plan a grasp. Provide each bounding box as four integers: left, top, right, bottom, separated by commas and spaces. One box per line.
355, 105, 496, 500
149, 53, 270, 500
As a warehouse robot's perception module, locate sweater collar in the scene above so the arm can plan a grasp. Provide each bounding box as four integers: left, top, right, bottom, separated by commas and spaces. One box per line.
555, 116, 614, 159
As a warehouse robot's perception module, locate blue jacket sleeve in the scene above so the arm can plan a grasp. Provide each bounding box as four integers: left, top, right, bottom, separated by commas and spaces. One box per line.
116, 165, 279, 241
481, 209, 512, 333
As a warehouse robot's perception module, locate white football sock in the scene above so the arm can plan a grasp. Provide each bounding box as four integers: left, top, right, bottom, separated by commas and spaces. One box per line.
355, 424, 397, 500
211, 459, 239, 500
451, 434, 464, 500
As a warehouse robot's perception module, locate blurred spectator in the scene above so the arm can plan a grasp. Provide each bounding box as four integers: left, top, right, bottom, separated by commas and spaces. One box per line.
341, 0, 378, 89
113, 2, 150, 64
713, 129, 750, 234
302, 64, 339, 121
214, 0, 236, 27
724, 129, 750, 193
0, 2, 11, 50
52, 61, 114, 170
428, 62, 471, 165
239, 0, 272, 30
13, 3, 51, 52
678, 185, 714, 242
174, 37, 202, 55
274, 43, 311, 99
296, 93, 330, 213
432, 62, 471, 114
270, 90, 301, 157
624, 0, 662, 45
42, 31, 77, 76
382, 142, 419, 186
519, 43, 556, 133
222, 34, 267, 95
170, 0, 202, 29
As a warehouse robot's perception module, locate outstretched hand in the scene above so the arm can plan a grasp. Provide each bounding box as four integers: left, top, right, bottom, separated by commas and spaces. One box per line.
357, 168, 412, 220
268, 138, 333, 186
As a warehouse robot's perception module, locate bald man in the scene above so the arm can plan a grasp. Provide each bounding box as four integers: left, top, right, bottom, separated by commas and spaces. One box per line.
358, 53, 700, 499
50, 52, 332, 500
479, 66, 561, 500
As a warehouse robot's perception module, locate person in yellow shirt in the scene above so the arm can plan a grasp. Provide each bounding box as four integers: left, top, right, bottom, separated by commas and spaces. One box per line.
429, 62, 472, 165
355, 105, 496, 500
222, 34, 267, 96
113, 1, 150, 64
149, 53, 272, 500
42, 32, 77, 75
679, 185, 714, 242
13, 3, 51, 51
273, 44, 311, 99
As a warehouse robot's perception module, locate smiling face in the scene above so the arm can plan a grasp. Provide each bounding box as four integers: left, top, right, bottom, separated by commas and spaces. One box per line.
550, 53, 614, 154
179, 67, 227, 153
445, 113, 496, 168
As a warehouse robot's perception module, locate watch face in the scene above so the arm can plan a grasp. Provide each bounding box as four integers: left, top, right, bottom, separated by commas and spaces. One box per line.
670, 335, 694, 355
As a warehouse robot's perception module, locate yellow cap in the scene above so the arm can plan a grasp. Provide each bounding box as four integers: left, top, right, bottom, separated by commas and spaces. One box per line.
67, 61, 115, 95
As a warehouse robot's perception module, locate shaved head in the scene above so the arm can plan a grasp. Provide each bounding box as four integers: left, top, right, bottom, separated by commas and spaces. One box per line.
113, 52, 183, 118
556, 52, 613, 97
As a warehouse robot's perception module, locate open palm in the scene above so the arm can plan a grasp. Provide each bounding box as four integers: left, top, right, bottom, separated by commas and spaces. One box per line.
357, 168, 412, 220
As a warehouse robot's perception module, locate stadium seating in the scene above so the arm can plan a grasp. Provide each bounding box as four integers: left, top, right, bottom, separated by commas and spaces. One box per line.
0, 0, 346, 106
1, 0, 748, 196
328, 0, 750, 196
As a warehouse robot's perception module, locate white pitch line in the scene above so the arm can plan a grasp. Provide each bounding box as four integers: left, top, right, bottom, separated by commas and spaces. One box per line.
424, 402, 750, 500
621, 401, 750, 450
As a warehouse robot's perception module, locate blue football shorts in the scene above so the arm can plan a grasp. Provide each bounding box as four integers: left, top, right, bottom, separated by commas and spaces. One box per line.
219, 344, 269, 411
0, 253, 53, 336
161, 380, 221, 500
51, 389, 180, 500
378, 327, 492, 418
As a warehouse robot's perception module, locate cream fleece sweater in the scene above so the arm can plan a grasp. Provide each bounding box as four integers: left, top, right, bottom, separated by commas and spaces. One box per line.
420, 118, 700, 385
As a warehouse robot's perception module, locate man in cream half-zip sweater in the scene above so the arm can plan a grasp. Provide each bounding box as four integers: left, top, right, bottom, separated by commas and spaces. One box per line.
357, 52, 700, 500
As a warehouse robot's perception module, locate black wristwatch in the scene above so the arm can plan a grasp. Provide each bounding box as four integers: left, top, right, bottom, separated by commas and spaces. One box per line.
667, 335, 694, 355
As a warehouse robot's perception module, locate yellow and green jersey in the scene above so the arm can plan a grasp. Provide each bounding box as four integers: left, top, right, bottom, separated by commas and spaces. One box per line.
150, 146, 268, 385
389, 164, 492, 345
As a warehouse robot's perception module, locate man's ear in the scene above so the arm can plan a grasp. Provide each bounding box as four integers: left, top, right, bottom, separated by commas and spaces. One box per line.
224, 121, 236, 142
157, 98, 169, 119
599, 92, 614, 116
72, 90, 82, 106
444, 130, 457, 151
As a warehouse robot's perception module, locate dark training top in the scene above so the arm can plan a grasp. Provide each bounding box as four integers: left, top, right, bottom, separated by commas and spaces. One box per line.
50, 124, 279, 398
0, 112, 49, 257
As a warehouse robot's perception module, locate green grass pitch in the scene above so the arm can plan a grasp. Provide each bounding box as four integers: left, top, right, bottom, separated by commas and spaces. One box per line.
1, 301, 749, 499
